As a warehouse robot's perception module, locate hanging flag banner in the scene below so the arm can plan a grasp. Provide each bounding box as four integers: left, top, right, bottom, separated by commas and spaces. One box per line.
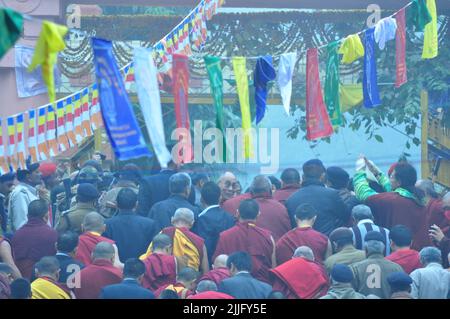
28, 110, 38, 163
407, 0, 432, 32
232, 57, 254, 159
422, 0, 438, 59
277, 52, 297, 115
134, 47, 172, 168
0, 8, 23, 59
56, 100, 69, 152
7, 117, 17, 171
92, 38, 151, 161
395, 8, 408, 88
305, 48, 333, 141
254, 56, 276, 125
15, 114, 26, 169
324, 41, 342, 126
338, 34, 364, 64
64, 96, 77, 147
90, 84, 102, 131
46, 104, 58, 157
374, 17, 397, 50
0, 118, 9, 174
37, 107, 49, 161
81, 88, 93, 137
204, 55, 226, 162
27, 21, 68, 103
363, 28, 381, 108
73, 93, 84, 143
172, 53, 193, 163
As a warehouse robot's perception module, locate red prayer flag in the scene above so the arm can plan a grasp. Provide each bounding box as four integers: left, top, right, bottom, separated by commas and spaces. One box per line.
395, 8, 407, 88
306, 48, 333, 141
172, 53, 193, 163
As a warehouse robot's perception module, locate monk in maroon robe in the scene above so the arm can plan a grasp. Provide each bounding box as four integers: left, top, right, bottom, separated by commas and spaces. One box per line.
188, 279, 234, 299
269, 254, 329, 299
141, 234, 178, 292
74, 242, 122, 299
385, 225, 422, 274
74, 212, 121, 267
416, 180, 446, 229
222, 193, 251, 218
154, 267, 199, 299
276, 204, 331, 265
197, 254, 230, 286
214, 199, 276, 283
273, 168, 301, 204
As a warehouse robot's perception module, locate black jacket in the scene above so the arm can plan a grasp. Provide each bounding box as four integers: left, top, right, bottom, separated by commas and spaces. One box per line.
285, 180, 350, 236
137, 169, 177, 216
193, 205, 236, 264
100, 278, 155, 299
219, 272, 272, 299
56, 253, 84, 284
104, 211, 158, 262
148, 195, 200, 233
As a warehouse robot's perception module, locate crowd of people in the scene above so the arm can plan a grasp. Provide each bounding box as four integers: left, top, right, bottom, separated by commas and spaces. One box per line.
0, 154, 449, 299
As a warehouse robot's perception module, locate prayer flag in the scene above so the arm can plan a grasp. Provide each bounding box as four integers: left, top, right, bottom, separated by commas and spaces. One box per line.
64, 96, 77, 147
28, 110, 38, 163
81, 88, 93, 137
363, 28, 381, 108
15, 114, 26, 169
324, 41, 342, 126
37, 107, 49, 161
73, 93, 84, 143
0, 118, 9, 174
46, 104, 58, 157
395, 8, 408, 88
422, 0, 438, 59
277, 52, 297, 115
56, 100, 69, 151
254, 56, 276, 125
0, 8, 23, 59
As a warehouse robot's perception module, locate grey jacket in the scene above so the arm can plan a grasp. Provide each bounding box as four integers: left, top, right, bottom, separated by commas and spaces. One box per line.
320, 283, 368, 299
8, 183, 38, 232
410, 263, 450, 299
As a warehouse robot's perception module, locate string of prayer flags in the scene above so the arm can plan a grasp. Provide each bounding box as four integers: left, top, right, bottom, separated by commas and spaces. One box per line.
422, 0, 438, 59
0, 8, 23, 59
27, 21, 68, 103
232, 56, 254, 159
324, 41, 342, 126
254, 56, 276, 125
374, 17, 397, 50
338, 34, 364, 64
305, 48, 333, 141
27, 110, 38, 163
395, 8, 408, 88
46, 104, 58, 157
15, 114, 26, 169
363, 28, 381, 108
37, 107, 49, 161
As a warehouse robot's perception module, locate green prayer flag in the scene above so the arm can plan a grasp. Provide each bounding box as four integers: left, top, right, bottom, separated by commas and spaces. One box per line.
324, 41, 342, 126
0, 8, 23, 59
204, 56, 227, 162
407, 0, 432, 32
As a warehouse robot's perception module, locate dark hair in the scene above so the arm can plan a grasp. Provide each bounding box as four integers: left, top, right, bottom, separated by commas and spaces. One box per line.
393, 163, 424, 202
10, 278, 31, 299
117, 164, 141, 183
0, 172, 15, 184
27, 199, 49, 219
302, 159, 325, 180
57, 231, 79, 253
123, 258, 146, 278
159, 289, 179, 299
192, 173, 208, 186
169, 173, 191, 194
116, 188, 138, 210
268, 176, 281, 190
326, 166, 350, 189
295, 203, 318, 220
227, 251, 252, 272
201, 181, 221, 206
389, 225, 412, 247
238, 199, 259, 220
280, 168, 300, 185
35, 256, 60, 275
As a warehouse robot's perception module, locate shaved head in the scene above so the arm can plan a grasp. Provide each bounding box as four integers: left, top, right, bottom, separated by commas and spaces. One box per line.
93, 242, 115, 260
196, 280, 218, 293
213, 254, 228, 268
250, 175, 272, 195
82, 212, 105, 233
293, 246, 315, 261
172, 208, 195, 227
152, 234, 173, 251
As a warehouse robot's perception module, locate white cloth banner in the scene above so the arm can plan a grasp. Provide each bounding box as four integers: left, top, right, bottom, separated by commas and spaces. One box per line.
277, 52, 297, 115
133, 47, 172, 168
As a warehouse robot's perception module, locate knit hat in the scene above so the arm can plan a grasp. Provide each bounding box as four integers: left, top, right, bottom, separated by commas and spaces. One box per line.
331, 264, 354, 283
364, 231, 385, 244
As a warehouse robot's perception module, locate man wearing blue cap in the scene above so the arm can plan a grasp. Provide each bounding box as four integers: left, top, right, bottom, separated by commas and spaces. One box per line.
387, 271, 413, 299
321, 264, 368, 299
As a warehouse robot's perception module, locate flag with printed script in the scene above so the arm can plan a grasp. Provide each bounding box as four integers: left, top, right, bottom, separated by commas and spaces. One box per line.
15, 114, 26, 169
72, 93, 84, 143
0, 8, 23, 59
56, 100, 69, 151
46, 104, 58, 157
0, 118, 9, 174
395, 8, 407, 88
64, 96, 77, 147
90, 84, 102, 131
27, 21, 68, 103
37, 107, 49, 161
28, 110, 38, 163
81, 88, 93, 137
7, 117, 17, 171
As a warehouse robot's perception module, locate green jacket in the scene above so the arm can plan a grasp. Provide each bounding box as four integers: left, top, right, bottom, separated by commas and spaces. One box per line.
320, 283, 368, 299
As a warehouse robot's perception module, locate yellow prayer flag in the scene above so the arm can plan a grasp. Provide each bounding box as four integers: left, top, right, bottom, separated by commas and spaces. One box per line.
338, 34, 365, 64
422, 0, 438, 59
28, 21, 68, 102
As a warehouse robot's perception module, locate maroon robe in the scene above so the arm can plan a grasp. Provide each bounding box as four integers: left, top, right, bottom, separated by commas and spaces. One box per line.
273, 184, 301, 204
386, 249, 422, 274
426, 199, 446, 229
75, 232, 115, 266
197, 267, 230, 286
276, 226, 329, 265
269, 257, 329, 299
73, 259, 122, 299
154, 282, 193, 299
188, 291, 234, 299
142, 253, 177, 292
366, 193, 430, 250
221, 193, 252, 218
213, 222, 274, 283
11, 217, 58, 279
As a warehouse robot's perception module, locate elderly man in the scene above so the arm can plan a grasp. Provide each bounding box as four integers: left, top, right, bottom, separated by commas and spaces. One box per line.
188, 280, 234, 299
321, 264, 368, 299
416, 180, 445, 229
31, 256, 72, 299
410, 247, 450, 299
350, 231, 404, 299
148, 173, 200, 232
154, 267, 199, 299
198, 254, 230, 286
273, 168, 301, 204
217, 172, 239, 204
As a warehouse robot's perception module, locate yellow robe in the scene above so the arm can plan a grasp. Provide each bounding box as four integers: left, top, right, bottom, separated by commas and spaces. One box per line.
31, 277, 71, 299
